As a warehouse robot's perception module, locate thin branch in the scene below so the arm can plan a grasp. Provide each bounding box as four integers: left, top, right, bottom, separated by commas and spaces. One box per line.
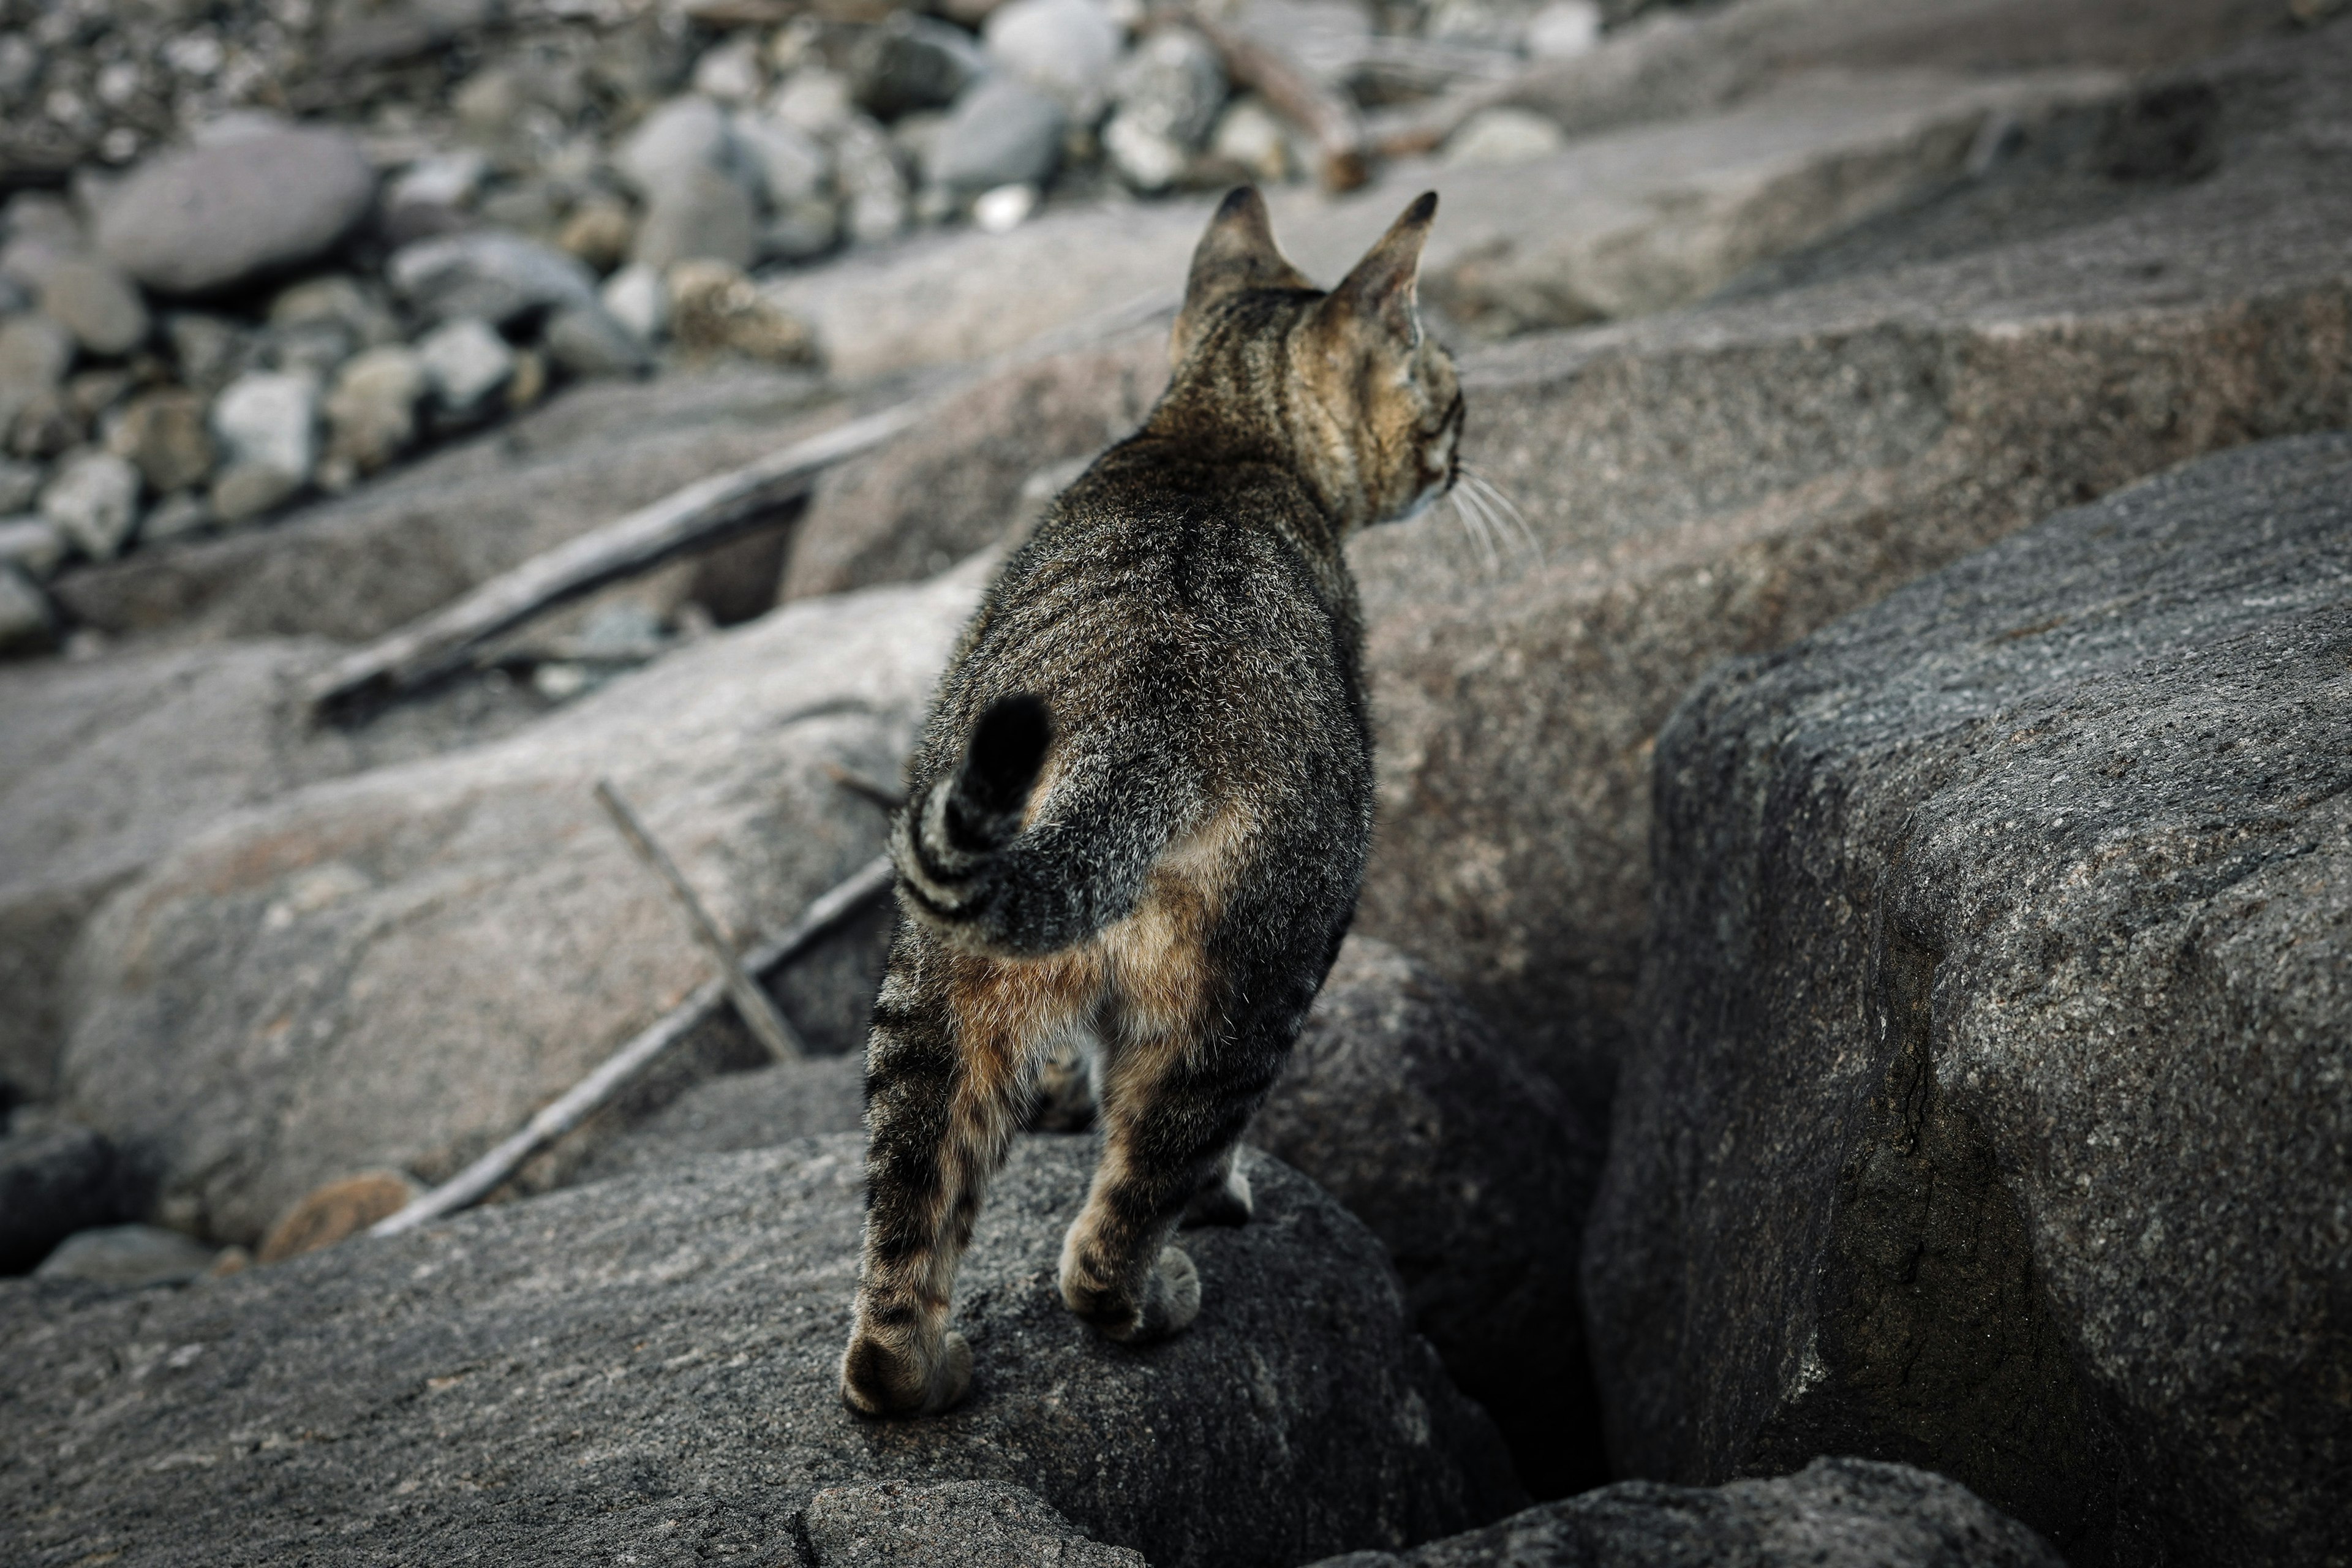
595, 778, 806, 1064
369, 852, 896, 1238
305, 402, 923, 719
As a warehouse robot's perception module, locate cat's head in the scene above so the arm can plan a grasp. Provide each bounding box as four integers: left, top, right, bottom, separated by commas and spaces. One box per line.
1169, 186, 1461, 534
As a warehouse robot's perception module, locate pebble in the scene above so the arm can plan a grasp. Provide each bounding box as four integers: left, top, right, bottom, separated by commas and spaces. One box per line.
984, 0, 1124, 118
1444, 106, 1570, 165
0, 315, 76, 410
632, 165, 761, 271
417, 317, 516, 414
693, 36, 769, 105
1107, 26, 1225, 151
138, 491, 214, 543
0, 515, 66, 578
382, 149, 490, 243
768, 67, 857, 136
1528, 0, 1605, 59
162, 312, 244, 393
33, 1223, 219, 1287
209, 371, 318, 483
616, 94, 736, 198
731, 111, 831, 208
1211, 97, 1298, 184
929, 76, 1068, 200
545, 303, 654, 379
557, 198, 637, 272
762, 199, 843, 264
0, 459, 42, 514
601, 263, 670, 343
40, 449, 143, 560
38, 258, 150, 357
209, 462, 303, 525
667, 260, 819, 363
387, 230, 600, 328
972, 182, 1040, 233
325, 345, 429, 474
0, 561, 53, 652
94, 127, 377, 295
853, 13, 992, 121
107, 388, 216, 494
833, 116, 913, 245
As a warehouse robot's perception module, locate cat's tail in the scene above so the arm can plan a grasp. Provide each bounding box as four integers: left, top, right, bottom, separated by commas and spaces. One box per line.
895, 693, 1056, 937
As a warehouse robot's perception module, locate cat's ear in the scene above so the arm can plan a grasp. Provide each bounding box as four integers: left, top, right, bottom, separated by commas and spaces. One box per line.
1171, 186, 1313, 365
1319, 191, 1438, 350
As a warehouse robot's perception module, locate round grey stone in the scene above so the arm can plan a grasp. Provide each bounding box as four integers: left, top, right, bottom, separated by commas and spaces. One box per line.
94, 128, 377, 296
386, 231, 599, 329
614, 94, 735, 198
39, 449, 143, 560
544, 304, 654, 380
416, 317, 516, 414
209, 371, 317, 481
927, 76, 1068, 200
38, 258, 151, 357
630, 165, 760, 272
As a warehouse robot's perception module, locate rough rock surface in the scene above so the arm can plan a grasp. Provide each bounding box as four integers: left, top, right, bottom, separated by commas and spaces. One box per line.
1585, 434, 2352, 1566
569, 1052, 868, 1186
55, 571, 978, 1244
0, 639, 376, 1100
783, 327, 1167, 602
52, 367, 831, 644
0, 1136, 1521, 1567
92, 127, 378, 296
805, 1480, 1145, 1567
1251, 937, 1607, 1498
1302, 1458, 2064, 1568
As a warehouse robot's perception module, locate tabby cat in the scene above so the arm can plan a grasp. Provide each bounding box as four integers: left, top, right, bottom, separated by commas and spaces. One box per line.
841, 186, 1463, 1416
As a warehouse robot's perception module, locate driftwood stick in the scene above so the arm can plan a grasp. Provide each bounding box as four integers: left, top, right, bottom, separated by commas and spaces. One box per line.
369, 851, 896, 1238
1178, 7, 1372, 192
595, 778, 806, 1064
306, 401, 923, 718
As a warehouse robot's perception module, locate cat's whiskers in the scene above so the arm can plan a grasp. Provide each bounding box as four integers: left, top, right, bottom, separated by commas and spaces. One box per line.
1462, 469, 1540, 565
1448, 484, 1502, 578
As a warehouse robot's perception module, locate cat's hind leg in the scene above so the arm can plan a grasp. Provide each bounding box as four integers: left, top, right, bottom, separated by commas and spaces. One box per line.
842, 937, 1095, 1416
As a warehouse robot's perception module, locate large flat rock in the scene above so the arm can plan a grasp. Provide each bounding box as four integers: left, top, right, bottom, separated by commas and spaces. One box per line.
1585, 434, 2352, 1566
50, 366, 832, 646
766, 67, 2113, 381
0, 1135, 1521, 1566
54, 570, 979, 1245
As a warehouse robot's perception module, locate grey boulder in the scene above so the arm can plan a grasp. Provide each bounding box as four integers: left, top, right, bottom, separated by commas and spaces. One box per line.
0, 1135, 1521, 1566
568, 1052, 868, 1187
927, 76, 1068, 201
806, 1480, 1145, 1566
1302, 1458, 2063, 1568
93, 127, 376, 296
1251, 937, 1608, 1497
1585, 433, 2352, 1566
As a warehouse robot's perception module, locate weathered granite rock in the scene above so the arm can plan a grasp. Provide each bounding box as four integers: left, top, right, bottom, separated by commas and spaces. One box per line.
1302, 1458, 2064, 1568
0, 1117, 129, 1275
55, 572, 976, 1243
568, 1052, 868, 1186
806, 1480, 1145, 1566
93, 127, 377, 296
0, 1136, 1521, 1566
783, 326, 1166, 601
52, 368, 831, 644
0, 639, 387, 1099
1585, 434, 2352, 1566
1252, 937, 1607, 1497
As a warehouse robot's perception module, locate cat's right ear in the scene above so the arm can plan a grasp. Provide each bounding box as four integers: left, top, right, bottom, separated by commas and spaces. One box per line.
1170, 186, 1313, 366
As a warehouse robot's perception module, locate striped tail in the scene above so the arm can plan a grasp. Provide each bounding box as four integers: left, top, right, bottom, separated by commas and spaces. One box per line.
896, 694, 1053, 928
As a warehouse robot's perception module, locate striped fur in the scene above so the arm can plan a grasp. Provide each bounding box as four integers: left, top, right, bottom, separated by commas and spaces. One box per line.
842, 187, 1461, 1417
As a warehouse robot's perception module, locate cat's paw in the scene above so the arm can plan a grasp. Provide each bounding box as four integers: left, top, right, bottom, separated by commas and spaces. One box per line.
1062, 1245, 1201, 1344
1180, 1163, 1253, 1229
839, 1328, 973, 1417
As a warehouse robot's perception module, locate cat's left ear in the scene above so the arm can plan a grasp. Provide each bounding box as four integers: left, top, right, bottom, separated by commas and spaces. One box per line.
1319, 191, 1438, 351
